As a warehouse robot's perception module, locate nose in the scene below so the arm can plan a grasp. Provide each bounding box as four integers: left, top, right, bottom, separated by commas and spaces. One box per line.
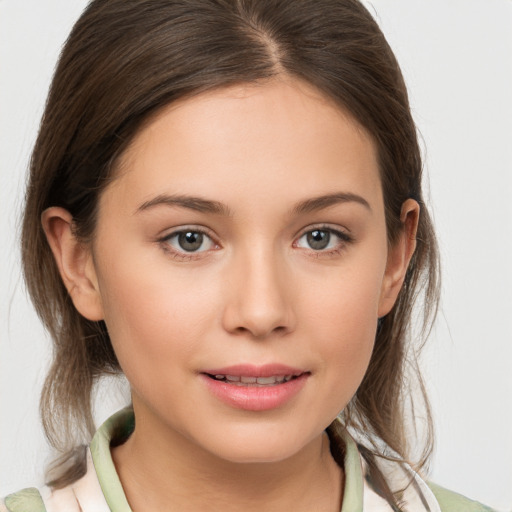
221, 245, 296, 339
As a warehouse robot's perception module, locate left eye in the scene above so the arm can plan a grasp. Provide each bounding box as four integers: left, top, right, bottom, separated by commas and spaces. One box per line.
296, 228, 346, 251
163, 230, 215, 253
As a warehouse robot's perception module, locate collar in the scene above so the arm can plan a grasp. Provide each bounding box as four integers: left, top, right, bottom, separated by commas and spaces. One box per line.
43, 408, 440, 512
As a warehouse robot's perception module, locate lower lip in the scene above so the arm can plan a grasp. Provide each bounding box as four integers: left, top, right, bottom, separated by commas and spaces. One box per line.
201, 374, 309, 411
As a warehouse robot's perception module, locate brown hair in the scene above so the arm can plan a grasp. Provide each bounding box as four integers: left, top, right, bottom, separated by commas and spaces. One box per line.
21, 0, 439, 503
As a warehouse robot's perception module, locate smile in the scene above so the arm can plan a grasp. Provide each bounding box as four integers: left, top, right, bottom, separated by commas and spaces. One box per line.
200, 365, 310, 411
208, 374, 301, 386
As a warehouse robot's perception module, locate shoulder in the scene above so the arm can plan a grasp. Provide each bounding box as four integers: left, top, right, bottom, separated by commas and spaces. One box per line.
0, 409, 134, 512
428, 482, 498, 512
1, 488, 46, 512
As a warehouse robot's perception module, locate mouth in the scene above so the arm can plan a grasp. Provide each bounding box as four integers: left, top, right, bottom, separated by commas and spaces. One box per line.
205, 373, 305, 386
200, 365, 310, 410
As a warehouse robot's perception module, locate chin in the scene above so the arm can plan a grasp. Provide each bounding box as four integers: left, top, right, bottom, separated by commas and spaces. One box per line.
215, 446, 300, 465
200, 423, 319, 465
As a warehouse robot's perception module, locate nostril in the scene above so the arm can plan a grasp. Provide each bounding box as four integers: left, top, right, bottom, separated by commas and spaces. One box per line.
233, 324, 289, 339
220, 282, 296, 338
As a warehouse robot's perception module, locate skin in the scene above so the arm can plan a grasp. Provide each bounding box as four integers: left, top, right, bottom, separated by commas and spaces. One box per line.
43, 78, 418, 512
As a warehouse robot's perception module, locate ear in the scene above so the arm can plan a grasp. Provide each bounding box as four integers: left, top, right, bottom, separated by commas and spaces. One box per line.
378, 199, 420, 317
41, 207, 104, 321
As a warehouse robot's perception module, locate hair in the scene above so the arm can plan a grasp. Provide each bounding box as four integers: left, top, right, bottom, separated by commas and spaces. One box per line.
21, 0, 440, 505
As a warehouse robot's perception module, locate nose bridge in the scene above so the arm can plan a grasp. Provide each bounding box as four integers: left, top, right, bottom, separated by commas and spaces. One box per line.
222, 238, 294, 338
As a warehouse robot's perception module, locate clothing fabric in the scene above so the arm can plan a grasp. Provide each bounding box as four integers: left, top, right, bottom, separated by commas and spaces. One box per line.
1, 408, 495, 512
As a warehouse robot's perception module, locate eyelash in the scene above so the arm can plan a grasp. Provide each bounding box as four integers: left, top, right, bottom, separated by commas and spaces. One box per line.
293, 225, 353, 258
158, 227, 219, 261
157, 225, 353, 261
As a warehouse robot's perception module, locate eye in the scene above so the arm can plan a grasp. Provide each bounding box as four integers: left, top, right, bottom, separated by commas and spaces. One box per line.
295, 227, 351, 251
162, 229, 216, 254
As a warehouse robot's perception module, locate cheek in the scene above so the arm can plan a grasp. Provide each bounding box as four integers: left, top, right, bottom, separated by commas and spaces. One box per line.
303, 258, 383, 338
300, 258, 384, 395
95, 249, 218, 375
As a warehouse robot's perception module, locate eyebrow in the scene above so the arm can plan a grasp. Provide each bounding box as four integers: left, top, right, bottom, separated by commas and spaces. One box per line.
136, 191, 370, 217
292, 192, 371, 215
136, 194, 232, 216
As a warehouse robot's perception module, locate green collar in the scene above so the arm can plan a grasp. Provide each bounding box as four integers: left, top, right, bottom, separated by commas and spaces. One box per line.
90, 408, 134, 512
90, 408, 364, 511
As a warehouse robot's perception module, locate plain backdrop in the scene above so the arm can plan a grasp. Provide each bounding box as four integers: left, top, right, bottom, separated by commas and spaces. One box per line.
1, 1, 511, 510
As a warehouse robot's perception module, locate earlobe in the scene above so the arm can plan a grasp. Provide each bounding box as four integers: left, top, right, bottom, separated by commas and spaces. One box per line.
41, 207, 104, 321
378, 199, 420, 317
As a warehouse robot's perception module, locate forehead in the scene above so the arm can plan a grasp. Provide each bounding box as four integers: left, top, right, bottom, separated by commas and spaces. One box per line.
105, 78, 382, 216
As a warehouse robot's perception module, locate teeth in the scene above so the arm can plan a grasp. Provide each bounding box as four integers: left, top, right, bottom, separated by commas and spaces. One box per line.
256, 376, 278, 385
211, 374, 298, 386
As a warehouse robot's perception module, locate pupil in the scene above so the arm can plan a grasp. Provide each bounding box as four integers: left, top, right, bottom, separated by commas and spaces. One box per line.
307, 230, 330, 250
178, 231, 203, 251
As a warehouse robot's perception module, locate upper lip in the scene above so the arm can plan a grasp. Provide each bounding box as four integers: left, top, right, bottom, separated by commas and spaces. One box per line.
201, 364, 307, 378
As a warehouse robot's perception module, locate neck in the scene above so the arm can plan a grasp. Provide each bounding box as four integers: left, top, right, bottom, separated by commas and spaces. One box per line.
112, 408, 343, 512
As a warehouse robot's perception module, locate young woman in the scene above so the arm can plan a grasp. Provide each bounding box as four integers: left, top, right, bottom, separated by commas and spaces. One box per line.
1, 0, 497, 510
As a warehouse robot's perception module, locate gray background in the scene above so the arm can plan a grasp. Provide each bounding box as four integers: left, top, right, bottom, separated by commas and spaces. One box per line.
1, 0, 511, 509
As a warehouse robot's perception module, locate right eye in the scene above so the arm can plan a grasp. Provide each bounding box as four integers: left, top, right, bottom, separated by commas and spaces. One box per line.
161, 229, 216, 254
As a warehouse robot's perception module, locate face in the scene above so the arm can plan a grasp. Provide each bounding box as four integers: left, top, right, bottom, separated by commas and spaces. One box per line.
68, 79, 411, 463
